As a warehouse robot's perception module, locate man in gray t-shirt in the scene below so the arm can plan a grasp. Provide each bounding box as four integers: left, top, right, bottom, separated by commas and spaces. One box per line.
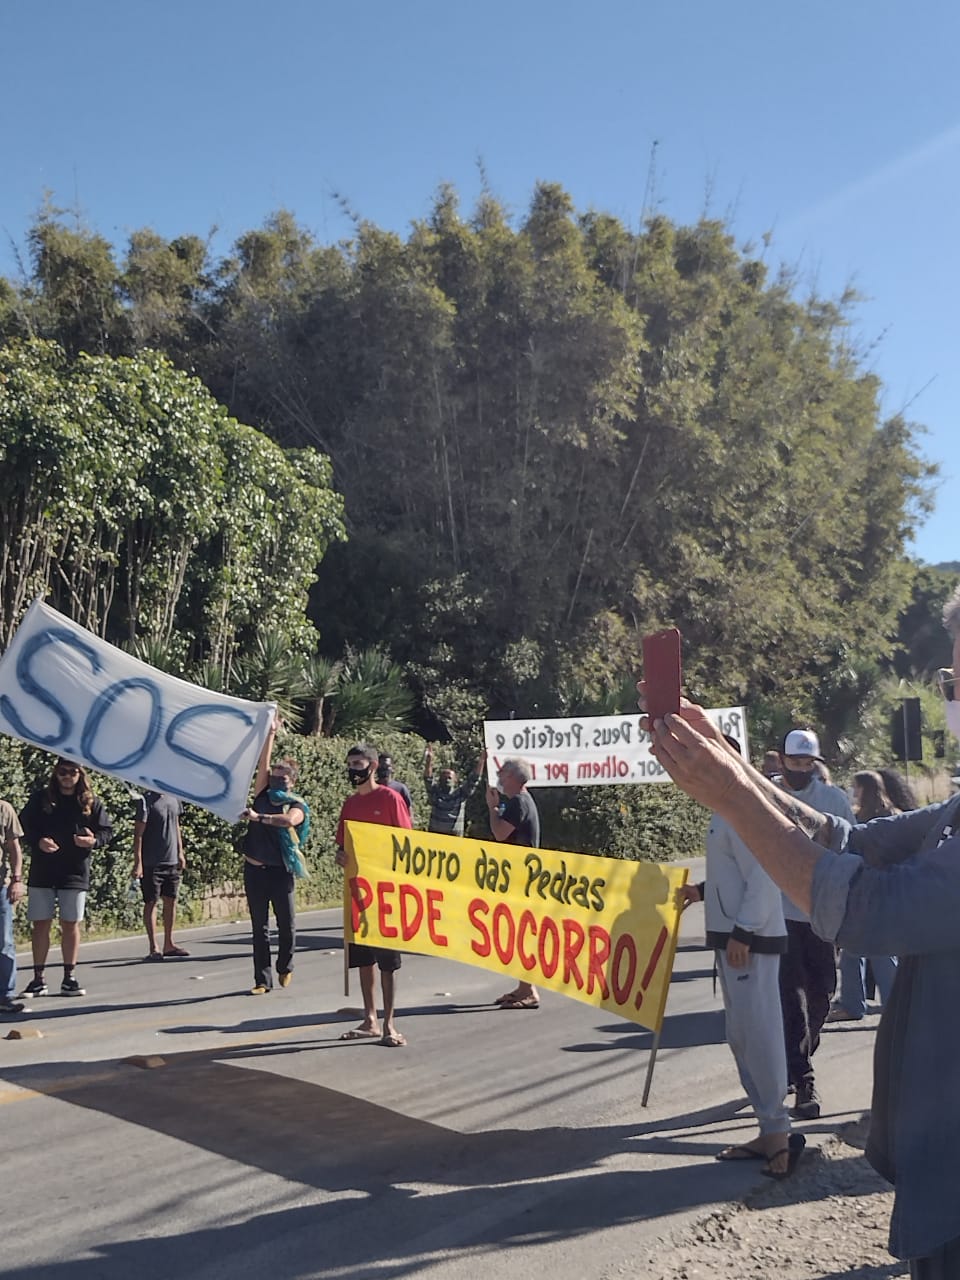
133, 792, 188, 960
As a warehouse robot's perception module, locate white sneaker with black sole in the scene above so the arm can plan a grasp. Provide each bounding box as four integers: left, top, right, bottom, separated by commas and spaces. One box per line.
60, 976, 85, 996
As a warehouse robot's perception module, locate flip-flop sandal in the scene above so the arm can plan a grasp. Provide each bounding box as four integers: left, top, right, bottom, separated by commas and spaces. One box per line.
144, 951, 164, 962
380, 1032, 407, 1047
163, 947, 190, 958
715, 1144, 769, 1161
339, 1028, 380, 1040
761, 1133, 806, 1180
500, 995, 540, 1010
494, 993, 520, 1005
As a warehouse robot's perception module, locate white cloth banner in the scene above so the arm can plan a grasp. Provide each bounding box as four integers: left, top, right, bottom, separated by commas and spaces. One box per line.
484, 707, 748, 788
0, 600, 275, 820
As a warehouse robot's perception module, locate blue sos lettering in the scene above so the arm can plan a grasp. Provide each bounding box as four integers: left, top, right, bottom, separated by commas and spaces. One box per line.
0, 625, 257, 805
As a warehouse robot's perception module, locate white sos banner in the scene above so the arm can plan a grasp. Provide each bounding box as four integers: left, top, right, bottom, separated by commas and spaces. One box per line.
0, 600, 275, 820
484, 707, 748, 787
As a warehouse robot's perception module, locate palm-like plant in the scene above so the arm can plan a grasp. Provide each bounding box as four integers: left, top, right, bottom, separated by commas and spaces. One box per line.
301, 654, 343, 736
124, 635, 185, 676
325, 645, 415, 738
190, 659, 229, 694
232, 627, 305, 727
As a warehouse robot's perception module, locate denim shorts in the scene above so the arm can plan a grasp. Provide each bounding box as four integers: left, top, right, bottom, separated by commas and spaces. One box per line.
27, 887, 87, 923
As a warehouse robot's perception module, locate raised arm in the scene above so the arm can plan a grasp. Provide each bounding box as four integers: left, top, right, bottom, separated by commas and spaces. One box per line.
254, 717, 279, 796
642, 692, 837, 848
651, 712, 826, 915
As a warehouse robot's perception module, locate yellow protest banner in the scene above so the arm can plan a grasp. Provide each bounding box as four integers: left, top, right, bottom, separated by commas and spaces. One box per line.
342, 822, 688, 1032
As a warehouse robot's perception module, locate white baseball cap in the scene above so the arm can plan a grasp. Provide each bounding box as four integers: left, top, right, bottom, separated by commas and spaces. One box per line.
782, 729, 823, 760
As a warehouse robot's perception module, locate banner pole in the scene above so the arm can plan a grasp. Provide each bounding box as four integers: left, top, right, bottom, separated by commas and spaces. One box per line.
639, 867, 689, 1108
641, 1025, 662, 1107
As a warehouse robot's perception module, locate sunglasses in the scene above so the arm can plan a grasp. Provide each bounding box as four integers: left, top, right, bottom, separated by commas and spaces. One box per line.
937, 668, 957, 703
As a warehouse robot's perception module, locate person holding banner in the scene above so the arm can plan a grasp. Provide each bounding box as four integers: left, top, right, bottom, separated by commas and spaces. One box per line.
424, 745, 485, 837
486, 759, 542, 1010
240, 721, 307, 995
335, 743, 413, 1046
19, 759, 113, 997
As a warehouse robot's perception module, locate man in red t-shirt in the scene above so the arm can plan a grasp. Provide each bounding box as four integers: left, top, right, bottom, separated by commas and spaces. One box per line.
335, 742, 413, 1046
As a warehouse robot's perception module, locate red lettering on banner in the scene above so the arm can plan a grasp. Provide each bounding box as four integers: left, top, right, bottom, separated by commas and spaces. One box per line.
492, 902, 516, 964
468, 898, 492, 956
517, 909, 538, 970
561, 918, 586, 990
587, 925, 611, 997
349, 876, 374, 933
464, 897, 665, 1010
399, 884, 423, 941
377, 880, 398, 937
538, 916, 560, 977
611, 933, 638, 1005
425, 889, 448, 946
635, 924, 669, 1010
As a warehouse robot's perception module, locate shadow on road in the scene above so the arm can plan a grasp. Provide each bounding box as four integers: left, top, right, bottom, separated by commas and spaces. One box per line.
0, 1042, 858, 1280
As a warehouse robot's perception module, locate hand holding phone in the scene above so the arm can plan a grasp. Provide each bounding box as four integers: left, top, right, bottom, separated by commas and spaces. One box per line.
642, 627, 682, 723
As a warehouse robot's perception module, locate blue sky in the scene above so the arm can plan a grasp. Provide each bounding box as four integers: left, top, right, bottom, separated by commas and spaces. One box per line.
2, 0, 957, 566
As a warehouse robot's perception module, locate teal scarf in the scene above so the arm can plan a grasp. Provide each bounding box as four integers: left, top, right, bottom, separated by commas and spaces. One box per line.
268, 788, 311, 879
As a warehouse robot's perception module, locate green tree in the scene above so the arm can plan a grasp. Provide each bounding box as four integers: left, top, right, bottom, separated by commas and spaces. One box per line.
0, 339, 346, 661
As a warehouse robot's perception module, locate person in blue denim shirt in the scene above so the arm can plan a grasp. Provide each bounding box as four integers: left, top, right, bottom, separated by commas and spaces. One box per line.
644, 583, 960, 1278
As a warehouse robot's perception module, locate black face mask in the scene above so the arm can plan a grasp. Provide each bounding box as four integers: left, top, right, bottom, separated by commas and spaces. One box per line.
347, 765, 372, 787
781, 765, 815, 791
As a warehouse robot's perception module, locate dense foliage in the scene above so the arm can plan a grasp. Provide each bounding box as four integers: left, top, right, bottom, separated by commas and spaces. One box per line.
1, 189, 939, 745
0, 338, 346, 664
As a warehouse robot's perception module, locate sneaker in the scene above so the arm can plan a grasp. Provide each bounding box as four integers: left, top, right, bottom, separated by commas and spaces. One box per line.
792, 1081, 821, 1120
249, 984, 269, 995
278, 972, 292, 989
0, 998, 27, 1015
22, 976, 48, 998
60, 977, 86, 997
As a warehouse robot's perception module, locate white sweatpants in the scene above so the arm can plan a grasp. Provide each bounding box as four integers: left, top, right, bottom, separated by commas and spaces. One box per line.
716, 950, 790, 1135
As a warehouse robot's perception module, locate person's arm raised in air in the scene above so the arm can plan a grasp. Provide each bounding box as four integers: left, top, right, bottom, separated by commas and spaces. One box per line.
640, 689, 839, 849
647, 707, 826, 916
253, 717, 280, 797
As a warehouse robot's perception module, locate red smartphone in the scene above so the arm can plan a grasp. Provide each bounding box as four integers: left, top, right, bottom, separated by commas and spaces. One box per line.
642, 627, 682, 722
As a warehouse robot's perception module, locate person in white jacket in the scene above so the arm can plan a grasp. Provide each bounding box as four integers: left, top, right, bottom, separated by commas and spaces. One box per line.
682, 736, 799, 1179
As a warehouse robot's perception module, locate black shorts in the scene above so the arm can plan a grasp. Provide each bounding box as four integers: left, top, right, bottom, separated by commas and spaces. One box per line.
140, 867, 182, 904
348, 943, 402, 972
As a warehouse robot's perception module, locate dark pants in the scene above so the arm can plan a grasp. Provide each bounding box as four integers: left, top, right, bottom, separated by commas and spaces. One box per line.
910, 1234, 960, 1278
778, 918, 836, 1087
243, 863, 295, 989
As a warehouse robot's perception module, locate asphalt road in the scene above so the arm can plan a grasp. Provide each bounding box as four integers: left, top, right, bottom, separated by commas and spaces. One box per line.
0, 862, 881, 1280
